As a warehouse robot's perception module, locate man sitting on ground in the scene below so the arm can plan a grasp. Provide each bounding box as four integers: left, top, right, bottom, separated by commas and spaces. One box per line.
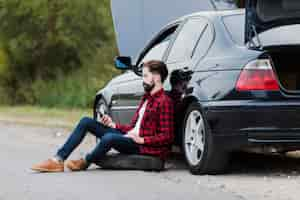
31, 60, 174, 172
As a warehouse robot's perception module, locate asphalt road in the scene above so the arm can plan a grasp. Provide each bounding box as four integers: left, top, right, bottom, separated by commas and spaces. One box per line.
2, 122, 300, 200
0, 122, 241, 200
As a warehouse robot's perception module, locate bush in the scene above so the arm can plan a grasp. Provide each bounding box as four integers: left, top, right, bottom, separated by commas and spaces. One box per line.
31, 46, 120, 108
0, 0, 118, 107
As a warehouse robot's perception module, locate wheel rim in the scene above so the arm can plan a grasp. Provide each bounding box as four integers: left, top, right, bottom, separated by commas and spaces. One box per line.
96, 100, 108, 143
96, 101, 108, 121
184, 110, 205, 166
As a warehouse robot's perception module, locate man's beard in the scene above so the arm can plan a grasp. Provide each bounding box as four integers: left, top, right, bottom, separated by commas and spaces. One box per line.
143, 81, 155, 93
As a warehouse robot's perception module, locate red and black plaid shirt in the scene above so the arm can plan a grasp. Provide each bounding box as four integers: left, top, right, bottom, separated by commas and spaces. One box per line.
115, 88, 174, 160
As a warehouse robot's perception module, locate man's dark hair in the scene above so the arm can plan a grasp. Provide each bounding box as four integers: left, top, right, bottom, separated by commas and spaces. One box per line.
143, 60, 168, 83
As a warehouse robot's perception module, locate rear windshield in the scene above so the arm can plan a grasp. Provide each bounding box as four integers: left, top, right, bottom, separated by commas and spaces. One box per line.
256, 0, 300, 22
223, 13, 300, 47
222, 14, 245, 46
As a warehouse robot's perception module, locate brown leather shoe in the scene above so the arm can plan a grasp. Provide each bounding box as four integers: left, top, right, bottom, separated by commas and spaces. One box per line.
31, 159, 64, 173
66, 158, 89, 171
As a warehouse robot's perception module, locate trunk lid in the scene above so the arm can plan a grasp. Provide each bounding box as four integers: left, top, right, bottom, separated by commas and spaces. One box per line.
245, 0, 300, 44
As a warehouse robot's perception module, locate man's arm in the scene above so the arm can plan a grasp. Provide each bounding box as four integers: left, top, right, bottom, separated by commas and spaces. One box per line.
115, 99, 144, 133
115, 122, 135, 133
143, 98, 174, 146
100, 111, 138, 133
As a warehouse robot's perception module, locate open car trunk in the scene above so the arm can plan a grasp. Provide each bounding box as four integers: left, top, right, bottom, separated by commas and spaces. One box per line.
245, 0, 300, 45
267, 46, 300, 92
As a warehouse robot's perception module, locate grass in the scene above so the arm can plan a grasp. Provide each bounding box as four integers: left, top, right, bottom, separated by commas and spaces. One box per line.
0, 105, 92, 130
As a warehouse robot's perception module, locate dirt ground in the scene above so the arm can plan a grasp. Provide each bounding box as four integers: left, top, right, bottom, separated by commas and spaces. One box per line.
2, 121, 300, 200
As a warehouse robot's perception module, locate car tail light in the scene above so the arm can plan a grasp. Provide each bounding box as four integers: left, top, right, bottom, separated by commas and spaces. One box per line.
236, 59, 280, 91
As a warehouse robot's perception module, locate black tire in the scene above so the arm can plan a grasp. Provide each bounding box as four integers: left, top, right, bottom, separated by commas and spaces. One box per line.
95, 154, 165, 171
182, 102, 229, 175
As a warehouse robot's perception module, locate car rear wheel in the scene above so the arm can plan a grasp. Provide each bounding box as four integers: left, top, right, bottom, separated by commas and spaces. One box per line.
182, 102, 229, 175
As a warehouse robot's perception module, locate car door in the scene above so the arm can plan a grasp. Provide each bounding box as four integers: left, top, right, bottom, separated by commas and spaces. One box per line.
115, 25, 179, 124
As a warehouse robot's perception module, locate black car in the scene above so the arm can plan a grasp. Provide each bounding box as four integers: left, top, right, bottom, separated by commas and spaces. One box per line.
94, 0, 300, 174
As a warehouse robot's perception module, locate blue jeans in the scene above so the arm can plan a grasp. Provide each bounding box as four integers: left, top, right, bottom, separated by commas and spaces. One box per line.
56, 117, 140, 164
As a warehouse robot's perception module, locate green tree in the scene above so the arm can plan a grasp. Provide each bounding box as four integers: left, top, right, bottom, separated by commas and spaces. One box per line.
0, 0, 112, 104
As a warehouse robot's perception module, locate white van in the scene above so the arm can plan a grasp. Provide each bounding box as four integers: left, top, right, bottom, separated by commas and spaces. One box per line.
111, 0, 237, 59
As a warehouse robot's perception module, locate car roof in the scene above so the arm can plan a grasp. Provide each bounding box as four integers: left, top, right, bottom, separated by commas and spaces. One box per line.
165, 9, 245, 26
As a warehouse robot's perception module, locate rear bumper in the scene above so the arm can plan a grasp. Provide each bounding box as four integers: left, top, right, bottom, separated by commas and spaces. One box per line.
202, 100, 300, 151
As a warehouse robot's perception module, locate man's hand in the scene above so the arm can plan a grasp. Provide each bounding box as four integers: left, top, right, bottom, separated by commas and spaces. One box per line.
124, 132, 144, 144
100, 114, 116, 128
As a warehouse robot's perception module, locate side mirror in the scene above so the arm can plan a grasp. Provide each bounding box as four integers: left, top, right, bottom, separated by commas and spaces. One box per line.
114, 56, 132, 70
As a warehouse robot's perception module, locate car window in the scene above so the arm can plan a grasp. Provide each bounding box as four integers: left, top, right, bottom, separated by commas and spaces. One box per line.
140, 35, 172, 64
258, 24, 300, 46
138, 26, 178, 67
167, 18, 207, 63
222, 13, 300, 47
192, 23, 214, 62
222, 14, 245, 46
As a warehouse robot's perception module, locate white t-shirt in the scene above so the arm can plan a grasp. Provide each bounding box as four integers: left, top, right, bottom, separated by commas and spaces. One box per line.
129, 100, 148, 135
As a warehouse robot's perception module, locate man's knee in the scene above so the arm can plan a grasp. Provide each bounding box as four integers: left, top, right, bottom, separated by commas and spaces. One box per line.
101, 133, 119, 145
79, 116, 94, 126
